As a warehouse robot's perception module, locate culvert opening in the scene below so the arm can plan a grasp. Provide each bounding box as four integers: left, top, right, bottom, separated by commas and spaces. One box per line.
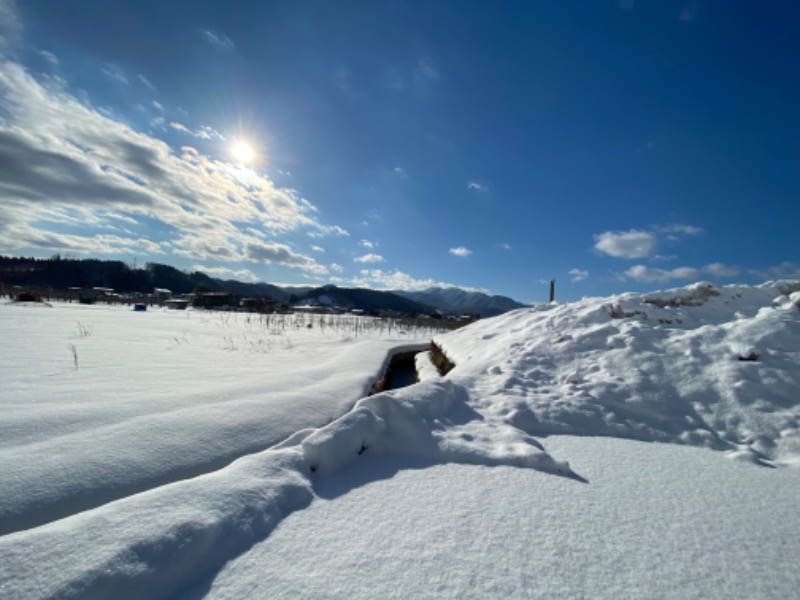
370, 350, 422, 395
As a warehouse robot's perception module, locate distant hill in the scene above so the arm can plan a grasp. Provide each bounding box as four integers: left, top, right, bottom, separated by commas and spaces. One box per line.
393, 287, 528, 317
213, 279, 288, 301
0, 256, 219, 294
296, 285, 433, 315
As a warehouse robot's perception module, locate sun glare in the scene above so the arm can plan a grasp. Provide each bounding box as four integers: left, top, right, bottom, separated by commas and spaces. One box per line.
231, 140, 254, 164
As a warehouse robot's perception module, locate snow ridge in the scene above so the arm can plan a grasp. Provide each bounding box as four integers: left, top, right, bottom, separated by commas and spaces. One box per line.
300, 380, 574, 477
436, 280, 800, 466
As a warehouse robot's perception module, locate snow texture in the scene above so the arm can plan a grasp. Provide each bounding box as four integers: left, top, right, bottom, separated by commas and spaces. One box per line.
1, 281, 798, 599
437, 281, 800, 467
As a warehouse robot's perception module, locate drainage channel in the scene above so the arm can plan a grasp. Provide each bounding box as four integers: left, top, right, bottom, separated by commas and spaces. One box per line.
369, 349, 424, 395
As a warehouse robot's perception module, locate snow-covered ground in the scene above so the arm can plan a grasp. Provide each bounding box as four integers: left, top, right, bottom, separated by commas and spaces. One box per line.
1, 281, 799, 599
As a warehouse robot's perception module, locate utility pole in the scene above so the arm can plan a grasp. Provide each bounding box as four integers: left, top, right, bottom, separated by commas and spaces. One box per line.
549, 279, 555, 304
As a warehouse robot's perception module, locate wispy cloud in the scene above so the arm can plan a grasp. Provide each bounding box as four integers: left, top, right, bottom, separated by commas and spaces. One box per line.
202, 29, 234, 50
169, 122, 224, 140
656, 223, 704, 241
0, 0, 21, 51
415, 57, 439, 82
192, 265, 259, 281
315, 224, 350, 237
467, 181, 489, 193
569, 268, 589, 283
310, 245, 325, 253
0, 60, 344, 275
449, 246, 472, 257
101, 63, 128, 85
39, 50, 59, 66
679, 3, 698, 21
624, 265, 700, 283
704, 263, 741, 278
625, 262, 741, 283
498, 243, 511, 251
138, 74, 155, 90
354, 253, 386, 264
749, 262, 800, 281
360, 239, 376, 249
333, 67, 363, 99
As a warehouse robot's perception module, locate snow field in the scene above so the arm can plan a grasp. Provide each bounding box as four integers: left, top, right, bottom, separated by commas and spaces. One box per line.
1, 281, 798, 598
0, 303, 433, 535
201, 436, 800, 600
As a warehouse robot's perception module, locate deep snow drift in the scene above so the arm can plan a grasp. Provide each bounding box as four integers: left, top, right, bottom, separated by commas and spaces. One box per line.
1, 281, 798, 599
437, 280, 800, 467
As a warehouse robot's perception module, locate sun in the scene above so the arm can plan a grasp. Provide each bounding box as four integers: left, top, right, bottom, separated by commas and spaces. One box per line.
231, 140, 255, 164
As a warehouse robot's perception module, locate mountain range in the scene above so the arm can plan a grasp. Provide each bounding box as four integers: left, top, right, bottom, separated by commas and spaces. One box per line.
0, 256, 528, 317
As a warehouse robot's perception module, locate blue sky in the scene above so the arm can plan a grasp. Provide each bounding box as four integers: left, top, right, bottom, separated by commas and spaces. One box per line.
0, 0, 797, 303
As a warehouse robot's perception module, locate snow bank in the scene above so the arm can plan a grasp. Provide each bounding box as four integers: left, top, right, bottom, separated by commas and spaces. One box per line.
435, 280, 800, 465
0, 449, 313, 600
300, 380, 574, 477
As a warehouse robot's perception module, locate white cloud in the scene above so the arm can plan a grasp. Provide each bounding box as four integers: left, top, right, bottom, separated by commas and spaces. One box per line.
192, 265, 258, 281
594, 230, 658, 259
152, 100, 164, 111
354, 253, 385, 264
330, 263, 343, 273
467, 181, 488, 193
449, 246, 472, 257
310, 245, 325, 253
569, 268, 589, 283
0, 60, 345, 267
625, 265, 701, 283
202, 29, 233, 49
360, 239, 376, 249
595, 224, 703, 260
350, 269, 481, 292
246, 242, 327, 274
